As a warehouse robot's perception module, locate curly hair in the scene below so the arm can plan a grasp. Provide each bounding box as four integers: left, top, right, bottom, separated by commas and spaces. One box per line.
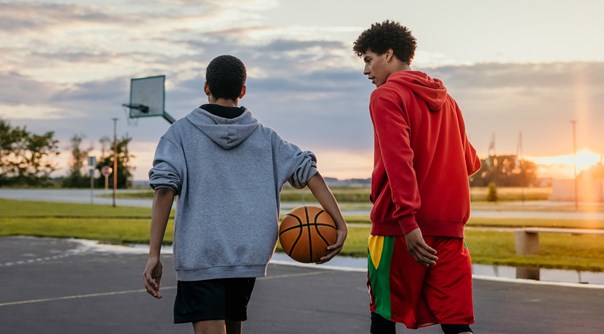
205, 55, 247, 101
353, 20, 417, 64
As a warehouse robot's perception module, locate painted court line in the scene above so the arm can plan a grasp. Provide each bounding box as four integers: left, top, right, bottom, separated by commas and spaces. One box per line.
0, 271, 327, 308
0, 288, 169, 308
0, 287, 176, 308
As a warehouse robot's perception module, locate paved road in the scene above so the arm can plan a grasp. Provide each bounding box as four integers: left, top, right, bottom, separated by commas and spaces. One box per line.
2, 189, 604, 220
1, 237, 603, 334
0, 188, 152, 208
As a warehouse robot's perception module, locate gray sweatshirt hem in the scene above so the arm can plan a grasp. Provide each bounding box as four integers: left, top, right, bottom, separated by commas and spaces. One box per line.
176, 265, 268, 281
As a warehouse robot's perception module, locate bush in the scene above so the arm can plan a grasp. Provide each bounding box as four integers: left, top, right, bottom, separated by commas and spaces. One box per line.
487, 182, 498, 202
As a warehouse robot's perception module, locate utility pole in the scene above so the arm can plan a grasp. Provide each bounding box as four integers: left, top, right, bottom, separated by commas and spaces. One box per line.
112, 118, 118, 208
571, 120, 578, 210
517, 131, 524, 204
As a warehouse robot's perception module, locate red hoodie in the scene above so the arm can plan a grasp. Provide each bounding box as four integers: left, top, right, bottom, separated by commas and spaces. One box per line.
369, 71, 480, 238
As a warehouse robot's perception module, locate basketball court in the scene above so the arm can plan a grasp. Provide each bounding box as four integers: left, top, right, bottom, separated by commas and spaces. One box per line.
1, 236, 603, 333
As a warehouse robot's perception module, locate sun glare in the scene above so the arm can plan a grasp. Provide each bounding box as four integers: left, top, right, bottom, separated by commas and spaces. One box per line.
528, 149, 601, 179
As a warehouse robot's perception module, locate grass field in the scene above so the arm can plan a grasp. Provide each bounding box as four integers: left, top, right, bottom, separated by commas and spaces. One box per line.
1, 198, 603, 271
107, 186, 553, 203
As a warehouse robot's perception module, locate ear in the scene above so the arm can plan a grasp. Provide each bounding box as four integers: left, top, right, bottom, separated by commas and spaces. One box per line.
203, 82, 211, 96
238, 85, 246, 99
385, 49, 394, 62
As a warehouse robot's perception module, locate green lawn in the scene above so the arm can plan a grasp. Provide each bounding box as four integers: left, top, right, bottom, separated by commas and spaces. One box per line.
464, 230, 604, 272
0, 198, 159, 218
1, 198, 603, 271
106, 186, 554, 203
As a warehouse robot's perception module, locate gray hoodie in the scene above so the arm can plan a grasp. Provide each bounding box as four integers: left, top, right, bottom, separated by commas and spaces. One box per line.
149, 107, 317, 281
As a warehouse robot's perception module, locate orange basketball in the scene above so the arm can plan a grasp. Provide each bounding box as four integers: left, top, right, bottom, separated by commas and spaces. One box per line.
279, 206, 337, 263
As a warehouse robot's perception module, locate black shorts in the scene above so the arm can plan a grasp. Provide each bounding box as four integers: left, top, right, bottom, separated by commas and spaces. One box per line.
174, 277, 256, 324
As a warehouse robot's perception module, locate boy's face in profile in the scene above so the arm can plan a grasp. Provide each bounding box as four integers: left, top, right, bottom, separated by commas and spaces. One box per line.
362, 49, 390, 87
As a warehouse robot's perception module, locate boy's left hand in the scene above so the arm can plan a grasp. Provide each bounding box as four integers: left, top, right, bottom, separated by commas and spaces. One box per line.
143, 257, 163, 299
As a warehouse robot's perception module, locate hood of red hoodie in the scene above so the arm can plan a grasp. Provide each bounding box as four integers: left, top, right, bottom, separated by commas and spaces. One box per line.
386, 71, 447, 112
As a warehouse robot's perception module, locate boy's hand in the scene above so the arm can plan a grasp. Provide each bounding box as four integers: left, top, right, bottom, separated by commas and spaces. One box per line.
404, 228, 438, 267
143, 257, 163, 299
317, 226, 348, 264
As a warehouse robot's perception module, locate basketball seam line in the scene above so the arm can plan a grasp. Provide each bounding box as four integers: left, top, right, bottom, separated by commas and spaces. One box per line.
279, 223, 336, 234
305, 206, 313, 261
282, 213, 303, 258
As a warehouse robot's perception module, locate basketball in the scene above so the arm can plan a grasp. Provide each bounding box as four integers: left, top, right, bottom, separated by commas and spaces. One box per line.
278, 206, 338, 263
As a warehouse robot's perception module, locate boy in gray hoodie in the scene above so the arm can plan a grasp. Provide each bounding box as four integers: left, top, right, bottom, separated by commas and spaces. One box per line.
143, 55, 348, 334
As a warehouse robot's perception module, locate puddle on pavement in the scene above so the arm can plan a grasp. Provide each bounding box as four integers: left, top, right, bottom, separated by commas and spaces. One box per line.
126, 244, 604, 286
472, 263, 604, 285
271, 253, 604, 286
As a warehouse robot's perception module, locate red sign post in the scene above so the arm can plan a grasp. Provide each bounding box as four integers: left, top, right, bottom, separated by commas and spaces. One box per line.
101, 166, 113, 190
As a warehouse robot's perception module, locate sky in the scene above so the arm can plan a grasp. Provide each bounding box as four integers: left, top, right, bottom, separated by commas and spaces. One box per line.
2, 0, 604, 181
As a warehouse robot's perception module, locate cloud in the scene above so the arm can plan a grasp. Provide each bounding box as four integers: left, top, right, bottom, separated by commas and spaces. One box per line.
2, 72, 129, 118
0, 104, 71, 121
264, 39, 345, 53
0, 0, 241, 34
0, 2, 130, 32
428, 62, 604, 89
28, 50, 118, 64
426, 62, 604, 156
6, 55, 604, 160
3, 0, 603, 180
53, 78, 127, 104
0, 71, 61, 105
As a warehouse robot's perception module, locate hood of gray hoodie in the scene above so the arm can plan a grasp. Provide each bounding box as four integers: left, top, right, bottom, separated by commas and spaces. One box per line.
185, 107, 259, 150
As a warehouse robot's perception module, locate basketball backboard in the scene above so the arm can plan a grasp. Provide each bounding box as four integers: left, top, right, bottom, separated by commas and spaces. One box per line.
125, 75, 165, 118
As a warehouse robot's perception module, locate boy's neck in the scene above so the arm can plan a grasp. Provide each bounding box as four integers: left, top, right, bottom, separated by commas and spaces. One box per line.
209, 98, 238, 107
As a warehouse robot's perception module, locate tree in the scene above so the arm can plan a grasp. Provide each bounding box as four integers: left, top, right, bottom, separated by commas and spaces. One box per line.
470, 154, 538, 187
0, 120, 27, 184
0, 119, 60, 186
62, 134, 93, 188
95, 135, 135, 189
99, 136, 111, 160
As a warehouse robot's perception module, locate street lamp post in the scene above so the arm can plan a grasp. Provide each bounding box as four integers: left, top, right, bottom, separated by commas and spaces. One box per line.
112, 118, 118, 208
571, 120, 578, 211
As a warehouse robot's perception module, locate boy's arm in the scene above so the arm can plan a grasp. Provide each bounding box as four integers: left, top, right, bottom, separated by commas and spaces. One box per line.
306, 172, 348, 264
143, 187, 175, 299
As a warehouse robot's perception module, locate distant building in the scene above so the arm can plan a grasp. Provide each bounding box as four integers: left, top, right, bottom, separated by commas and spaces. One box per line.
536, 177, 553, 188
324, 177, 371, 187
550, 179, 604, 202
551, 160, 604, 202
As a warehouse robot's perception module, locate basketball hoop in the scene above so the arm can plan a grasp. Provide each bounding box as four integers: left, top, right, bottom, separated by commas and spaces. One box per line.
122, 75, 176, 124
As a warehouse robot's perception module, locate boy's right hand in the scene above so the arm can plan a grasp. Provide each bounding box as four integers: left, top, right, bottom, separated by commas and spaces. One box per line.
317, 225, 347, 264
143, 257, 163, 299
404, 228, 438, 267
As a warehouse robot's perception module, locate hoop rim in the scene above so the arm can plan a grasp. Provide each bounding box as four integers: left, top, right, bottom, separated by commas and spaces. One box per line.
121, 103, 149, 113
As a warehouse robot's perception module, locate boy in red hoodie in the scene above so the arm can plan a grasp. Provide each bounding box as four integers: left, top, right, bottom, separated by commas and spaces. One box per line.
353, 21, 481, 334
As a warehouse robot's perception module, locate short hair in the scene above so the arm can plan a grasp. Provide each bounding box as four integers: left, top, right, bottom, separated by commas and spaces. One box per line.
205, 55, 247, 101
353, 20, 417, 64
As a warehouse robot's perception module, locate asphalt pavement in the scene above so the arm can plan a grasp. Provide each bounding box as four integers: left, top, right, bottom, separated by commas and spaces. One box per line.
2, 189, 604, 333
1, 236, 603, 334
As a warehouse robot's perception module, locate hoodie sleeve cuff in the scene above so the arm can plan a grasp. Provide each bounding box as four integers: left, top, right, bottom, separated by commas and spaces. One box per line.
288, 151, 318, 189
399, 215, 419, 234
